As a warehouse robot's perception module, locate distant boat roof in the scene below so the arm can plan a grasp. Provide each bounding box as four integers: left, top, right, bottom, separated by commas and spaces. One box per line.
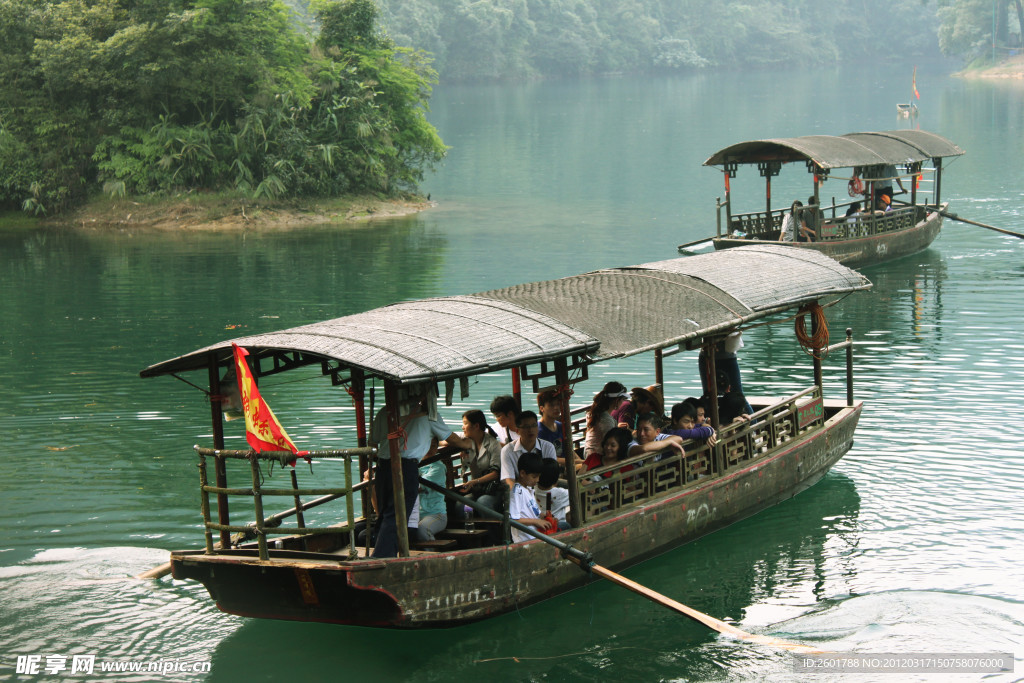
141, 246, 870, 385
704, 130, 964, 170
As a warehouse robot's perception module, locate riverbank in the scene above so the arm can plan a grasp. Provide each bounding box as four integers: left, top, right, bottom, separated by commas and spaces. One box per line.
956, 54, 1024, 79
34, 192, 433, 231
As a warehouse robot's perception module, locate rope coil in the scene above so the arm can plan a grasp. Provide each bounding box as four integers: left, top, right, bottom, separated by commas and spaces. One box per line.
794, 303, 829, 358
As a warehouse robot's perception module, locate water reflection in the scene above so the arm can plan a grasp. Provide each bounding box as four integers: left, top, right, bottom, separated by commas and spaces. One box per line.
203, 474, 860, 681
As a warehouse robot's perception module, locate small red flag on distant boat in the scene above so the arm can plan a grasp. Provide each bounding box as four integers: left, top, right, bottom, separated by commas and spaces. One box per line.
232, 343, 307, 463
913, 66, 920, 100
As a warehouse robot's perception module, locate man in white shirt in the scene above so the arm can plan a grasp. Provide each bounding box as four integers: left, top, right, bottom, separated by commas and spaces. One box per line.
499, 410, 557, 489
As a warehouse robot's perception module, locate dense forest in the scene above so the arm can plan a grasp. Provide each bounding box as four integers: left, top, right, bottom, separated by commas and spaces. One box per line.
2, 0, 1021, 215
0, 0, 445, 214
282, 0, 1023, 81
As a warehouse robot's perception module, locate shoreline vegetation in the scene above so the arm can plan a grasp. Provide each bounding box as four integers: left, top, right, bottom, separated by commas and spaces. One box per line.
41, 193, 434, 231
956, 54, 1024, 79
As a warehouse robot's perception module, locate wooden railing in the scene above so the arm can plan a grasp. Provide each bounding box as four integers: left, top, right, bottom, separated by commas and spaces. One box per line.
195, 446, 375, 561
577, 386, 825, 523
727, 204, 925, 241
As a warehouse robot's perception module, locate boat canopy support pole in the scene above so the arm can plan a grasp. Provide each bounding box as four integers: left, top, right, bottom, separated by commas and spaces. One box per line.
351, 369, 370, 522
654, 349, 664, 388
845, 328, 854, 406
208, 354, 231, 550
758, 161, 781, 220
555, 358, 582, 527
512, 367, 522, 411
812, 311, 823, 390
383, 380, 411, 558
702, 339, 722, 475
933, 157, 943, 205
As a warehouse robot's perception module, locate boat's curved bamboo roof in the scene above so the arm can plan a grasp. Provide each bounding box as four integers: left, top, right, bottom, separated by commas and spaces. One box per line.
704, 129, 964, 170
141, 246, 870, 384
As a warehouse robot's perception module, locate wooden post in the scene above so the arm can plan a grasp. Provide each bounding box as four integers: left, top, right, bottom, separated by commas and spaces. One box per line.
290, 470, 305, 529
845, 328, 854, 407
511, 367, 522, 411
198, 454, 214, 554
933, 157, 942, 205
765, 175, 772, 216
654, 348, 664, 389
208, 354, 231, 550
812, 310, 823, 390
383, 381, 410, 558
703, 341, 722, 476
724, 168, 732, 230
249, 455, 268, 561
555, 358, 581, 527
351, 369, 369, 520
813, 171, 822, 240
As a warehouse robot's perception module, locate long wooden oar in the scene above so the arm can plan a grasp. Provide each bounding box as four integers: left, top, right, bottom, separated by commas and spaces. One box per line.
419, 478, 821, 654
895, 200, 1024, 239
677, 236, 715, 252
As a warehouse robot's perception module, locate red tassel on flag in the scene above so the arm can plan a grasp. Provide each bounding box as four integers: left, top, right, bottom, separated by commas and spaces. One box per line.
232, 343, 307, 464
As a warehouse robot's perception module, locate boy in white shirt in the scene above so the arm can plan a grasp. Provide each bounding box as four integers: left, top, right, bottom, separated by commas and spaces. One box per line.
534, 458, 570, 531
508, 451, 552, 543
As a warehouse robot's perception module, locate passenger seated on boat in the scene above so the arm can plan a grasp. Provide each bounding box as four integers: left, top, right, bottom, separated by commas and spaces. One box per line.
536, 388, 563, 456
879, 194, 893, 212
534, 458, 571, 531
581, 427, 635, 478
499, 410, 558, 490
616, 385, 664, 430
719, 391, 752, 426
845, 202, 861, 222
779, 200, 803, 242
598, 378, 630, 428
416, 457, 448, 541
490, 394, 520, 446
627, 413, 685, 461
683, 397, 708, 427
584, 382, 628, 458
509, 451, 552, 543
368, 386, 472, 558
537, 387, 583, 472
665, 402, 717, 446
456, 409, 503, 513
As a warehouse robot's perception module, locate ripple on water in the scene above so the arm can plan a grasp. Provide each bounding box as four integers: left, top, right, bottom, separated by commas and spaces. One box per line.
0, 547, 237, 681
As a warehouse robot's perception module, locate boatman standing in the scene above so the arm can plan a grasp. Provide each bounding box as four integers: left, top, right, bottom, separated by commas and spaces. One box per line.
369, 385, 471, 558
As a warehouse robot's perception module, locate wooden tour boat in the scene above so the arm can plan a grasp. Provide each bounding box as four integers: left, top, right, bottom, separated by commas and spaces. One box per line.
686, 129, 964, 269
141, 245, 871, 628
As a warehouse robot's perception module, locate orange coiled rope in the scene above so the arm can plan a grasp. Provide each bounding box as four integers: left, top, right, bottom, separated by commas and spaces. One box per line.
794, 303, 829, 358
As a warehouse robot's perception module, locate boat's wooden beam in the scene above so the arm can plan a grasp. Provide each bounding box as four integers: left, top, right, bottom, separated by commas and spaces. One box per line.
208, 353, 231, 550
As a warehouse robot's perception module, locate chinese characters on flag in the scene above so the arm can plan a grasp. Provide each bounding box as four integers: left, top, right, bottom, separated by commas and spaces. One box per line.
231, 343, 307, 464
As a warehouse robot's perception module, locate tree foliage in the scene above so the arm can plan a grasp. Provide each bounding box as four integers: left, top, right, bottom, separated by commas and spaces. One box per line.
0, 0, 445, 214
291, 0, 944, 81
935, 0, 1024, 62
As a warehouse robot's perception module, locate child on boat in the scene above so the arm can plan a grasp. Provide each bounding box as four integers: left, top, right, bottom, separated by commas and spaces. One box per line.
664, 401, 717, 446
536, 387, 563, 458
627, 412, 685, 460
534, 458, 571, 531
509, 451, 552, 543
490, 394, 520, 446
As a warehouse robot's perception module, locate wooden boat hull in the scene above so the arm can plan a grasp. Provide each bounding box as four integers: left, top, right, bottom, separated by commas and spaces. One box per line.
170, 402, 861, 628
712, 207, 942, 269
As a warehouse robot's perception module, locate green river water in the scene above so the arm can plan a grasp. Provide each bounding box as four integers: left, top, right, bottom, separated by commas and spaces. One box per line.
2, 65, 1023, 681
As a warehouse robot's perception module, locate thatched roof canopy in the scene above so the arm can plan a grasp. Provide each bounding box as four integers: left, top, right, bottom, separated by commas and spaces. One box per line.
141, 246, 870, 384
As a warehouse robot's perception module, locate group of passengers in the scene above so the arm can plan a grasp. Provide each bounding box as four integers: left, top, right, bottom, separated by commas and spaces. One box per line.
368, 351, 753, 557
